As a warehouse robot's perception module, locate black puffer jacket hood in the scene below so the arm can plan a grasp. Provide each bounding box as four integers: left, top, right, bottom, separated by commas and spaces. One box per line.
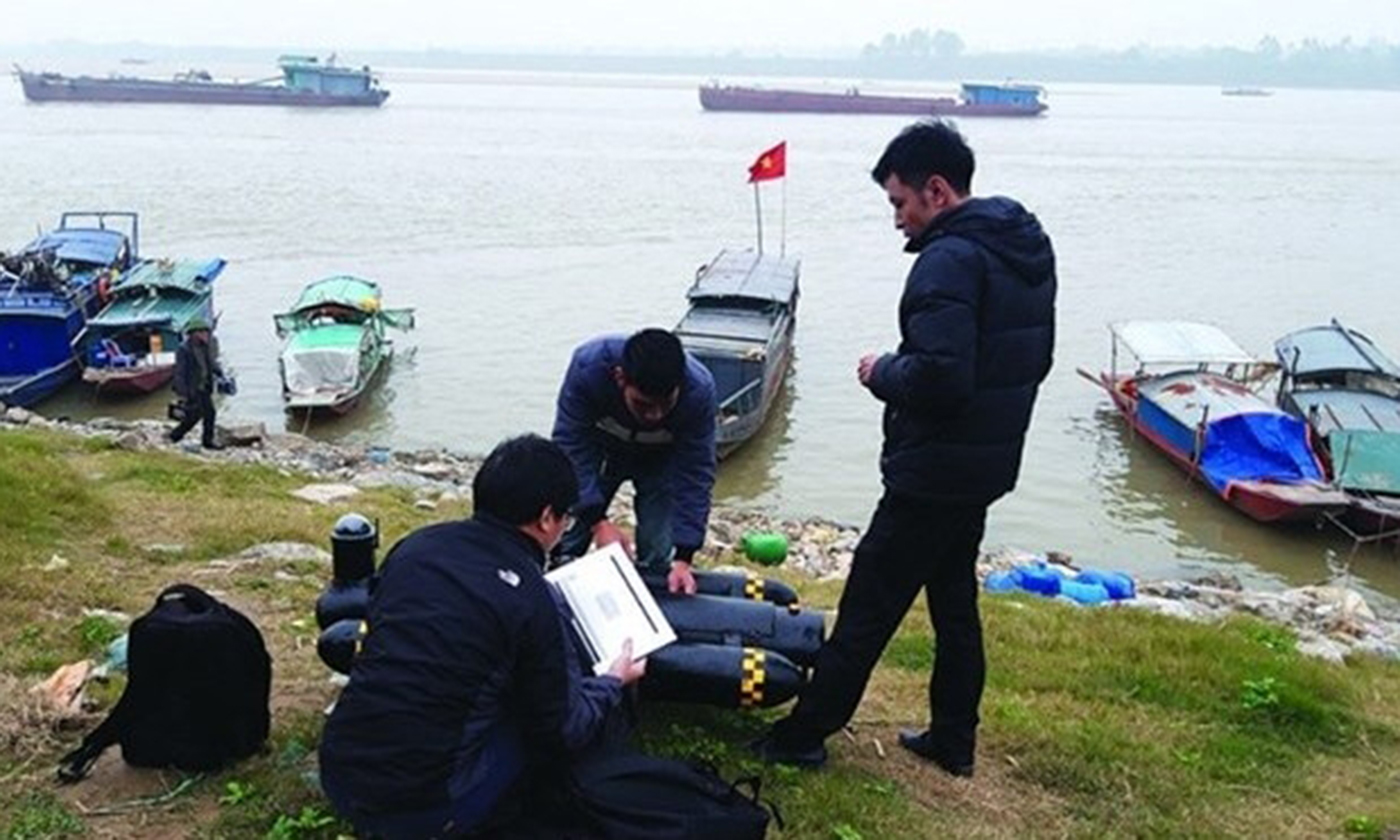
907, 196, 1055, 287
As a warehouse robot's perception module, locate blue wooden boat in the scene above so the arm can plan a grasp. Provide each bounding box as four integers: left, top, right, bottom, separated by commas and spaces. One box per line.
675, 249, 799, 458
0, 212, 138, 407
1275, 320, 1400, 538
80, 257, 227, 395
1083, 321, 1348, 524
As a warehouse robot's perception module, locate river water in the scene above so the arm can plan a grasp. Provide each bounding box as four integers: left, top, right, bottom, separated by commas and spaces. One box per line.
4, 63, 1400, 605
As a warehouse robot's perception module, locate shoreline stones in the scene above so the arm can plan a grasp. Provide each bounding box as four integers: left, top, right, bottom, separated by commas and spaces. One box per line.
5, 408, 1399, 663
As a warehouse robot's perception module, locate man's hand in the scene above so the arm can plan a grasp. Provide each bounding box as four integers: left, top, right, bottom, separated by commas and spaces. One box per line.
606, 638, 647, 686
592, 519, 635, 560
857, 353, 879, 387
667, 560, 698, 595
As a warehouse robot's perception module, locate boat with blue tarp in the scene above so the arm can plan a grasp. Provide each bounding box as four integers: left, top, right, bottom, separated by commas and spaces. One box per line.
1082, 321, 1348, 523
1275, 320, 1400, 538
0, 212, 137, 407
675, 249, 799, 458
80, 257, 228, 394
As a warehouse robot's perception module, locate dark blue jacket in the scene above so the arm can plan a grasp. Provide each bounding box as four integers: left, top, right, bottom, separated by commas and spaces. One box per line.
318, 516, 623, 815
552, 336, 717, 555
868, 196, 1056, 504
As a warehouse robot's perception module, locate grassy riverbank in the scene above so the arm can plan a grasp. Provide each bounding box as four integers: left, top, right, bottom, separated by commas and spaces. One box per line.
2, 426, 1399, 839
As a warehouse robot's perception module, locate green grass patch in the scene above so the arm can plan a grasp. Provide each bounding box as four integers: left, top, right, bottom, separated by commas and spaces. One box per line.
2, 792, 85, 839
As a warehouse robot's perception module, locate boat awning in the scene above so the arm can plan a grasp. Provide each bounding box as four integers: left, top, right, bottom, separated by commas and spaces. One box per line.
1111, 321, 1259, 366
24, 229, 127, 267
1274, 321, 1400, 379
688, 250, 799, 305
116, 258, 226, 293
289, 276, 382, 314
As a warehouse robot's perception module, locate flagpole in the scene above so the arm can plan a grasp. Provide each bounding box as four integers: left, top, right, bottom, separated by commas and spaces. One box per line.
753, 182, 764, 254
780, 176, 787, 259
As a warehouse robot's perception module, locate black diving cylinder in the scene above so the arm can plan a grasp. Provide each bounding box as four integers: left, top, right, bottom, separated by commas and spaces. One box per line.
654, 593, 825, 668
318, 617, 367, 675
641, 569, 800, 607
643, 643, 805, 709
315, 513, 379, 631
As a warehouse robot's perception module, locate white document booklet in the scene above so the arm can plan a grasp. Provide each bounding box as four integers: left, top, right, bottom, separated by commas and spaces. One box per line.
545, 543, 676, 675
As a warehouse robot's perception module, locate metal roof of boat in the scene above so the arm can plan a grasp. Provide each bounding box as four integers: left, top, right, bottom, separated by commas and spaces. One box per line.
1287, 389, 1400, 436
687, 250, 799, 305
1274, 321, 1400, 379
24, 228, 127, 267
1110, 321, 1259, 366
115, 258, 225, 293
290, 276, 382, 312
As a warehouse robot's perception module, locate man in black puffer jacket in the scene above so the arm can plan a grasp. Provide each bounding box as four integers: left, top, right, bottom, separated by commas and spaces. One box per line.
756, 120, 1056, 777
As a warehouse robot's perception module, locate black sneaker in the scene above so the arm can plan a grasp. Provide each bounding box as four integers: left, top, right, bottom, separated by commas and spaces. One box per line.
202, 442, 225, 451
897, 729, 974, 778
748, 733, 827, 769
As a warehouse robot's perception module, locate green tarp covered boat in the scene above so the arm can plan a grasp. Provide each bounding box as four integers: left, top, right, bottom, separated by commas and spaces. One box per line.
275, 276, 414, 414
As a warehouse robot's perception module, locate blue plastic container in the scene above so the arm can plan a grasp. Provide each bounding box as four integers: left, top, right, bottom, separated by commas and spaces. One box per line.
1059, 579, 1110, 605
1074, 570, 1136, 600
1015, 564, 1062, 596
984, 570, 1019, 592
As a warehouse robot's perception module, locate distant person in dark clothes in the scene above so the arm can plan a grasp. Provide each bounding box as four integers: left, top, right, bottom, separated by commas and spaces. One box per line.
167, 317, 223, 449
754, 120, 1057, 776
552, 328, 718, 595
319, 434, 647, 840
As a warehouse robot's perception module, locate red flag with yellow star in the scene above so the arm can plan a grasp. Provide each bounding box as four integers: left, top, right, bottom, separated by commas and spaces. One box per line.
747, 141, 786, 182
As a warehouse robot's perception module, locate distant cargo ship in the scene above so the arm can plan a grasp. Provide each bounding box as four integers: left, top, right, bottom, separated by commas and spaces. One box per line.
699, 81, 1047, 117
15, 54, 389, 107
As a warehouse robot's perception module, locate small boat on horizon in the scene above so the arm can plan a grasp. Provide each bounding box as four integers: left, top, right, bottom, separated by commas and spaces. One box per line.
699, 81, 1047, 117
675, 249, 799, 459
0, 211, 137, 407
1222, 86, 1273, 97
275, 276, 414, 416
1081, 321, 1348, 524
80, 257, 228, 395
14, 54, 389, 107
1275, 320, 1400, 541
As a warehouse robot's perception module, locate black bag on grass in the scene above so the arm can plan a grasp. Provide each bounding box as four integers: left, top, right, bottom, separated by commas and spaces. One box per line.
569, 752, 778, 840
57, 584, 271, 781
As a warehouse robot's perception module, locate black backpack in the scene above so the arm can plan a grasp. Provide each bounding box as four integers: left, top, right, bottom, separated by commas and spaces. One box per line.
569, 753, 779, 840
58, 584, 271, 781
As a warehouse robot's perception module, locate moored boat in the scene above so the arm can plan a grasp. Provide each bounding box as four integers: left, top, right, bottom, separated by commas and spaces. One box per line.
1275, 320, 1400, 539
0, 212, 137, 406
15, 55, 388, 107
275, 276, 414, 415
80, 257, 227, 394
675, 249, 799, 458
699, 81, 1046, 117
1082, 321, 1348, 524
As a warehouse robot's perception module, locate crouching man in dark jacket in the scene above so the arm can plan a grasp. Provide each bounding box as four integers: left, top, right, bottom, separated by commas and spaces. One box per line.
552, 328, 717, 595
319, 434, 647, 839
756, 120, 1056, 777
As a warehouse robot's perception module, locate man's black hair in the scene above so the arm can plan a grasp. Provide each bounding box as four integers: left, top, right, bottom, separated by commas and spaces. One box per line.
871, 120, 975, 196
472, 434, 579, 526
621, 328, 686, 398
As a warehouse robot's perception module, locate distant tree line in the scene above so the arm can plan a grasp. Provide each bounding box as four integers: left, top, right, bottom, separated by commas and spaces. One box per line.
858, 29, 1400, 89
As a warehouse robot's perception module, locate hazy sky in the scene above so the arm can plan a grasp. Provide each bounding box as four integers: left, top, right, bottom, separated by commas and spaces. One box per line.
4, 0, 1397, 53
